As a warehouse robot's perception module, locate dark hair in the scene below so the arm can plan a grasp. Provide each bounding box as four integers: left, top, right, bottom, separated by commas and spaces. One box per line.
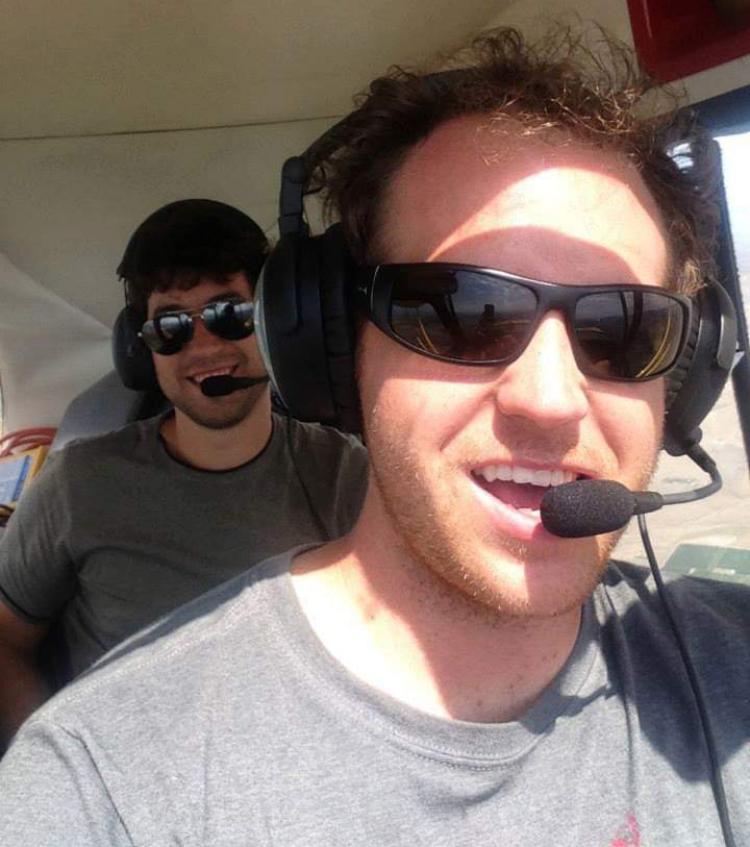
118, 199, 269, 317
309, 27, 717, 295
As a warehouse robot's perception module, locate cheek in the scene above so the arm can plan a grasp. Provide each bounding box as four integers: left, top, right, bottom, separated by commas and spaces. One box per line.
358, 327, 477, 450
243, 336, 266, 369
151, 354, 176, 387
593, 380, 665, 473
358, 330, 425, 441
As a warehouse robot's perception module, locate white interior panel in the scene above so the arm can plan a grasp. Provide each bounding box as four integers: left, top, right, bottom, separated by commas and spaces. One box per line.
0, 252, 110, 432
0, 117, 336, 328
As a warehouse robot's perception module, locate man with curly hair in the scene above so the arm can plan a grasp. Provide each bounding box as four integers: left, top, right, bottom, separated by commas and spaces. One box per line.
1, 29, 748, 846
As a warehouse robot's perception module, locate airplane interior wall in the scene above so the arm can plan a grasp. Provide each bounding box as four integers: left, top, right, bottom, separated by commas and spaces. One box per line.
0, 251, 110, 432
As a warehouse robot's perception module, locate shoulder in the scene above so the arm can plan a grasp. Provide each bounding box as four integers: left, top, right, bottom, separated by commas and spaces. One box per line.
4, 423, 144, 498
51, 416, 159, 465
278, 415, 367, 464
662, 569, 750, 642
1, 550, 305, 833
24, 550, 296, 727
600, 559, 750, 664
100, 549, 294, 671
603, 559, 750, 617
6, 417, 164, 522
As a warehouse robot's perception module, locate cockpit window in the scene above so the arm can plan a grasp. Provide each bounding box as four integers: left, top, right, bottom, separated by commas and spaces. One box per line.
617, 129, 750, 583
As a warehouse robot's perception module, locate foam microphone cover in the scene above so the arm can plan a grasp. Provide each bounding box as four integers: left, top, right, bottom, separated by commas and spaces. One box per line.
540, 479, 636, 538
200, 375, 269, 397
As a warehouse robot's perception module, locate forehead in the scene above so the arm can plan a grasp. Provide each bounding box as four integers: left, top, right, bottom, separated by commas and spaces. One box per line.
146, 272, 251, 315
378, 117, 669, 287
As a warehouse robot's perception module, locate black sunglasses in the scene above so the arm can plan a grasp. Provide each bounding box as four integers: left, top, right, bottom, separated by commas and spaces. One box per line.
140, 299, 255, 355
356, 264, 691, 382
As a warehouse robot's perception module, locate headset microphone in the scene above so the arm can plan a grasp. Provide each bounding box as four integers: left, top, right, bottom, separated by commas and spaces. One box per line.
200, 375, 270, 397
540, 442, 722, 538
540, 480, 659, 538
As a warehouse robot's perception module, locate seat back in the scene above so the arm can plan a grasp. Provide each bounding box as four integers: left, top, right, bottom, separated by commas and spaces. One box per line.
51, 370, 169, 452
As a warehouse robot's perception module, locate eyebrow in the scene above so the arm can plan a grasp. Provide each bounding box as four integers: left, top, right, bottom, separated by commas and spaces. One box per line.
151, 292, 246, 318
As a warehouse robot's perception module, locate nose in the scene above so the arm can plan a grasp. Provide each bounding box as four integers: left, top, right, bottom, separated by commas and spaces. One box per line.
493, 311, 589, 427
187, 314, 224, 350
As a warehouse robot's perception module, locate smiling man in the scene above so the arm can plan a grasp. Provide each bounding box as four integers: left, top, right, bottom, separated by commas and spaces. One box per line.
343, 127, 667, 632
1, 32, 749, 847
0, 199, 367, 749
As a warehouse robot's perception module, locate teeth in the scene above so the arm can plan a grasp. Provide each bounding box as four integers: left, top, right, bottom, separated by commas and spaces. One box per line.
474, 464, 576, 488
512, 466, 533, 485
496, 465, 513, 482
482, 465, 498, 482
550, 469, 565, 486
531, 469, 552, 487
192, 367, 233, 384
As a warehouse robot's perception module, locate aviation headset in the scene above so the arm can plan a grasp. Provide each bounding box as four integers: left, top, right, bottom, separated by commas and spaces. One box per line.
113, 306, 159, 393
255, 81, 738, 456
112, 199, 268, 394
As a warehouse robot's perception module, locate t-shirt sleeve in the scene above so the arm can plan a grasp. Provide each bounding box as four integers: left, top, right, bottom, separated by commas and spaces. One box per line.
0, 719, 132, 846
289, 420, 369, 540
0, 451, 77, 622
330, 432, 369, 536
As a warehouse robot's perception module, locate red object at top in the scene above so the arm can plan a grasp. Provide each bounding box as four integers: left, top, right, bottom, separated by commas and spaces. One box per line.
627, 0, 750, 81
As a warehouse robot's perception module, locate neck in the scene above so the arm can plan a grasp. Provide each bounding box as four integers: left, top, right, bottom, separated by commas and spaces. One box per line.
160, 389, 273, 471
292, 488, 583, 723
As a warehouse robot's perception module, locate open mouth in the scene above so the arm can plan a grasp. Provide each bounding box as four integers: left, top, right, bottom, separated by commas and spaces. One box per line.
471, 463, 585, 518
188, 364, 237, 386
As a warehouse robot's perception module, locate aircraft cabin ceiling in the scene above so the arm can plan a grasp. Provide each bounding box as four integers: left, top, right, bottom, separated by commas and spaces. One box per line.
1, 0, 511, 138
0, 0, 511, 330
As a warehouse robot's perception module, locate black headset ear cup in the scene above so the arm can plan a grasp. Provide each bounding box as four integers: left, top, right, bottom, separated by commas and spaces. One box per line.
258, 223, 360, 431
316, 225, 361, 430
664, 283, 737, 456
112, 306, 160, 392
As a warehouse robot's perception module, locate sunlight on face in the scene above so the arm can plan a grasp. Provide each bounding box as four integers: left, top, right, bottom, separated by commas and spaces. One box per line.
361, 118, 667, 619
426, 163, 668, 288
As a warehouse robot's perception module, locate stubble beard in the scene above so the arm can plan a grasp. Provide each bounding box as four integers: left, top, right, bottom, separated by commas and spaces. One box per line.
172, 383, 266, 430
366, 417, 643, 624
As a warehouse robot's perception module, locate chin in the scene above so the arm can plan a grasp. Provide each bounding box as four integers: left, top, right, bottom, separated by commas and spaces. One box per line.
424, 535, 613, 621
173, 386, 264, 429
185, 406, 254, 430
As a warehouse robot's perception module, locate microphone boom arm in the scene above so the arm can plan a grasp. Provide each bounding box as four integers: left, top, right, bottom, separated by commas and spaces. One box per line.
658, 443, 722, 506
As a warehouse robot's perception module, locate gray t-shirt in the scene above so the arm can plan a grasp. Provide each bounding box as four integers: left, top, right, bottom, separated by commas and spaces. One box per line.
0, 551, 748, 846
0, 414, 367, 680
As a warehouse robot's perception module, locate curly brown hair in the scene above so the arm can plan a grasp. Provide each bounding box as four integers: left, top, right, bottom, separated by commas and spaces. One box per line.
307, 27, 718, 295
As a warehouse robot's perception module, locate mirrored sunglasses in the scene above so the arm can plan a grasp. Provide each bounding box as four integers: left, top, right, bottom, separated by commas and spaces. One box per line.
356, 264, 691, 382
140, 299, 255, 355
